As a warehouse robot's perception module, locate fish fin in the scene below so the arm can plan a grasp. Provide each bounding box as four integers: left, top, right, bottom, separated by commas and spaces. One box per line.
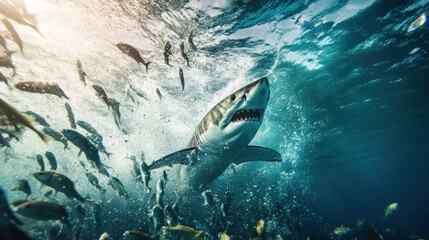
233, 146, 282, 165
78, 150, 82, 156
149, 148, 197, 170
33, 128, 51, 143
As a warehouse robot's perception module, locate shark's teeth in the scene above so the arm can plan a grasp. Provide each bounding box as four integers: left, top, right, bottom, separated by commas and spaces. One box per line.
230, 109, 264, 123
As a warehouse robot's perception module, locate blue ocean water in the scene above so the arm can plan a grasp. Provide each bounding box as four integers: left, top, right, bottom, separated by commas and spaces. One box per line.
1, 0, 428, 239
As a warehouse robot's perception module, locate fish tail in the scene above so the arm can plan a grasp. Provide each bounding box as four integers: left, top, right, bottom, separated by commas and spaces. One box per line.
34, 128, 51, 143
33, 26, 44, 37
144, 61, 151, 73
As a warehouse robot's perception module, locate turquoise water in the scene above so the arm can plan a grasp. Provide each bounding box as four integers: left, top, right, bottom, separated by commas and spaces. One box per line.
1, 0, 428, 239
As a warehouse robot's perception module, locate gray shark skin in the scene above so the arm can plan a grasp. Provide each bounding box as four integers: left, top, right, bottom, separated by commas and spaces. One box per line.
149, 77, 281, 190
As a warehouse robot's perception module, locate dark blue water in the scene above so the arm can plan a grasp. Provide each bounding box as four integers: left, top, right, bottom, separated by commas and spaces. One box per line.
1, 0, 428, 239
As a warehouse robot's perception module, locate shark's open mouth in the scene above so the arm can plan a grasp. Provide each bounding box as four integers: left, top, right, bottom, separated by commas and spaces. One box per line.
230, 109, 264, 123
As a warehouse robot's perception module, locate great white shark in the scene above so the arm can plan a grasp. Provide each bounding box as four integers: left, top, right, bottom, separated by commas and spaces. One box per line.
149, 77, 282, 190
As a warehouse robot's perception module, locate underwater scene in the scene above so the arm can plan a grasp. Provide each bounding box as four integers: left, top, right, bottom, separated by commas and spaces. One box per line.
0, 0, 428, 239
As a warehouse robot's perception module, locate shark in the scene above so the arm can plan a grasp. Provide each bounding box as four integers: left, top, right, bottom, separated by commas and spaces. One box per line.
149, 77, 282, 190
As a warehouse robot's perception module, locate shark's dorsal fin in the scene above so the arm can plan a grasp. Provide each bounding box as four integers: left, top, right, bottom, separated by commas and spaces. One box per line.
234, 146, 282, 165
150, 148, 197, 170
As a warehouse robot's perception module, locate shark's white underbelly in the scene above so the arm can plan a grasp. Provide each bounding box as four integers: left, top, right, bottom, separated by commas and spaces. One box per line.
182, 123, 258, 189
183, 149, 241, 190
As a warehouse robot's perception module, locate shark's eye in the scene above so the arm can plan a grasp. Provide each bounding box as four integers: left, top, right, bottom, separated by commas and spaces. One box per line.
230, 94, 236, 101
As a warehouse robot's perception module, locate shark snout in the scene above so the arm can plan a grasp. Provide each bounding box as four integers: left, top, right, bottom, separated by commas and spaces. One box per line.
249, 77, 270, 103
258, 77, 268, 85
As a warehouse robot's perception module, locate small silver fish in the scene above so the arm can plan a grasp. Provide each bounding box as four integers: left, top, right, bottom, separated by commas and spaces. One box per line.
85, 171, 105, 193
188, 32, 197, 51
179, 68, 185, 91
107, 98, 121, 129
33, 171, 93, 204
129, 84, 149, 100
76, 120, 103, 141
129, 155, 142, 181
76, 59, 87, 85
140, 152, 151, 190
180, 41, 190, 67
23, 110, 50, 127
92, 84, 110, 108
156, 88, 162, 101
45, 151, 57, 170
14, 81, 69, 99
164, 41, 172, 66
14, 200, 69, 225
332, 225, 351, 236
385, 202, 398, 217
162, 225, 204, 239
122, 230, 150, 240
36, 154, 45, 171
42, 127, 68, 149
64, 103, 76, 129
116, 42, 151, 72
162, 170, 168, 182
108, 176, 129, 199
62, 129, 110, 177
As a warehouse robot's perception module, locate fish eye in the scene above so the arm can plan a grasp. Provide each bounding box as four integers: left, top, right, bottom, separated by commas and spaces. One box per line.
230, 94, 236, 101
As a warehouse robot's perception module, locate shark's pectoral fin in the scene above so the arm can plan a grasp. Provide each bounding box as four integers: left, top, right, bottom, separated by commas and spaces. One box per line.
149, 148, 197, 170
234, 146, 282, 165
